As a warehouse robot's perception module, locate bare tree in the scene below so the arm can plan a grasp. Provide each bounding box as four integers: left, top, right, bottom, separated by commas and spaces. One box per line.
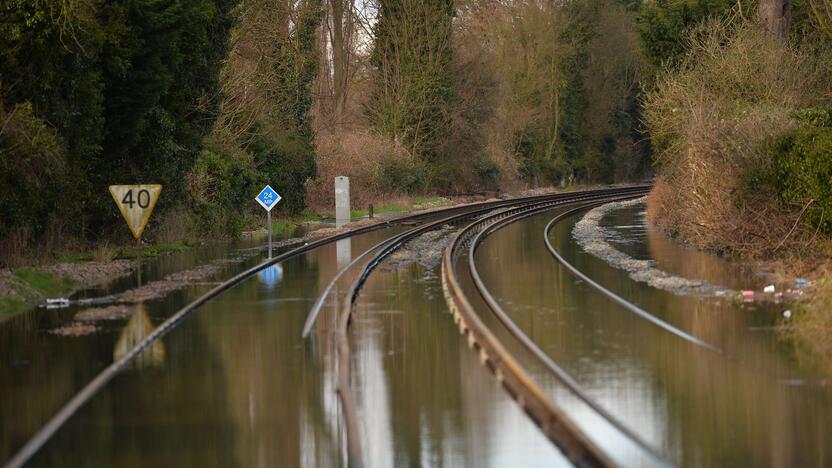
758, 0, 791, 39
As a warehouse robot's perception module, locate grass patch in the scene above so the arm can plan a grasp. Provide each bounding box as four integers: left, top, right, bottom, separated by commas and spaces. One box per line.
0, 297, 26, 319
295, 211, 323, 222
271, 220, 300, 238
412, 196, 452, 208
13, 268, 75, 299
351, 202, 409, 219
115, 241, 193, 259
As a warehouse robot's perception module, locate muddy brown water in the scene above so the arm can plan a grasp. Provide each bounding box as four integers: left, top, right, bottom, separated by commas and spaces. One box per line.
1, 204, 829, 466
475, 205, 832, 466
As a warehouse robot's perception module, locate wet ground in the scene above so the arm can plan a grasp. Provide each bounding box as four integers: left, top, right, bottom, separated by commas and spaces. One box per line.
2, 201, 829, 466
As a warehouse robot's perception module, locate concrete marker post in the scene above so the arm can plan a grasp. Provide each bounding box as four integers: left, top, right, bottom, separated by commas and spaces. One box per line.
335, 176, 350, 228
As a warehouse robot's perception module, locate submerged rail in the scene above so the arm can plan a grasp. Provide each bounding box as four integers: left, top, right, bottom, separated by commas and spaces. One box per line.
439, 187, 651, 467
6, 187, 642, 468
311, 186, 649, 467
543, 204, 721, 353
462, 192, 672, 466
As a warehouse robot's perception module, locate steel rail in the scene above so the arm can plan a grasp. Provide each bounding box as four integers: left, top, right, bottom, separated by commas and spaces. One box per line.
438, 188, 654, 467
5, 187, 642, 468
463, 192, 673, 466
322, 187, 649, 468
302, 186, 651, 339
543, 204, 721, 353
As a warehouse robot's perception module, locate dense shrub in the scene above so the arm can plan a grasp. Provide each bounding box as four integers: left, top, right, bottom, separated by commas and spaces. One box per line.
765, 127, 832, 234
644, 19, 832, 256
187, 141, 257, 235
0, 0, 239, 243
249, 131, 317, 215
0, 102, 66, 238
638, 0, 743, 69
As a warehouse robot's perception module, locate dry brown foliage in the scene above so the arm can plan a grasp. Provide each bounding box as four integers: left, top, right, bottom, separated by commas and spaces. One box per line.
645, 19, 832, 258
305, 129, 418, 211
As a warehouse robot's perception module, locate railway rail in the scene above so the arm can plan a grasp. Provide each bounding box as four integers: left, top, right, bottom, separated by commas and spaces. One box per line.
305, 186, 649, 468
7, 185, 647, 468
440, 187, 655, 467
543, 204, 721, 353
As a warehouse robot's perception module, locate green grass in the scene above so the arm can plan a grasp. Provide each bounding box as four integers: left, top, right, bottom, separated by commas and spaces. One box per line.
412, 196, 452, 208
295, 211, 323, 222
0, 297, 26, 319
12, 268, 75, 299
116, 241, 193, 259
351, 203, 409, 219
271, 220, 300, 238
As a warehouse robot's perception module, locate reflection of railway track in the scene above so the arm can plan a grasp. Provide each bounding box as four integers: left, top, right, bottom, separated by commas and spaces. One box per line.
7, 185, 646, 468
441, 187, 665, 467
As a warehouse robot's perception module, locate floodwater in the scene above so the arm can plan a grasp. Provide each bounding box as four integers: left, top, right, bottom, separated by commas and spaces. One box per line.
2, 202, 829, 467
2, 222, 567, 467
475, 205, 832, 466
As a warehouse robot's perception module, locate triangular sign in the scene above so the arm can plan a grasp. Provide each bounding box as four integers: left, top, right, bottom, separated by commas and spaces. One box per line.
109, 185, 163, 240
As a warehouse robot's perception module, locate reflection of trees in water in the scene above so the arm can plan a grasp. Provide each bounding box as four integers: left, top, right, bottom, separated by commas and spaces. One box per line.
353, 263, 499, 466
114, 304, 165, 369
0, 309, 109, 461
201, 251, 342, 467
480, 210, 832, 466
31, 301, 239, 467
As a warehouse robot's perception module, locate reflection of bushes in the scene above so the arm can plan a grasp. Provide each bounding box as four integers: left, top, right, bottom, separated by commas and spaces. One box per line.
792, 276, 832, 374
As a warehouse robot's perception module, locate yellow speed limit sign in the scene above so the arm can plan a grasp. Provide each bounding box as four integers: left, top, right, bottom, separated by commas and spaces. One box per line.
109, 185, 162, 240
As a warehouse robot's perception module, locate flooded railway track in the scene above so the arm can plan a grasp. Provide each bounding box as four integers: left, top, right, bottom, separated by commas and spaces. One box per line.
440, 187, 656, 467
5, 186, 646, 468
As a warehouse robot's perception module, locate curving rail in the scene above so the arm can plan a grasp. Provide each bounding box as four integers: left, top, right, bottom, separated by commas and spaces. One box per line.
439, 187, 653, 467
543, 204, 721, 353
307, 186, 650, 468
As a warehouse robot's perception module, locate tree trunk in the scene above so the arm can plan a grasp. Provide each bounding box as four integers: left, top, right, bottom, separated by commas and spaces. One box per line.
758, 0, 791, 39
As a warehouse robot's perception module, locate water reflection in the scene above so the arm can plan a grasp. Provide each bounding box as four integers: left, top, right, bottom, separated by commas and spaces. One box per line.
257, 264, 284, 290
351, 262, 569, 466
113, 304, 165, 369
475, 206, 832, 466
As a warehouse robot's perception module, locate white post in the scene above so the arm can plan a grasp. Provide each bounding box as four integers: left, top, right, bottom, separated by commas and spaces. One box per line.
335, 176, 350, 227
267, 210, 273, 259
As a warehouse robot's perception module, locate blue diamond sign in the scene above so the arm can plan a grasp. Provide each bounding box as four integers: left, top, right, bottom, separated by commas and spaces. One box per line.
256, 185, 282, 212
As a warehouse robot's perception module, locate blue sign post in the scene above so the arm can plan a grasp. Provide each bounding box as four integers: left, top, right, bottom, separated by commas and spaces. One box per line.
256, 185, 282, 258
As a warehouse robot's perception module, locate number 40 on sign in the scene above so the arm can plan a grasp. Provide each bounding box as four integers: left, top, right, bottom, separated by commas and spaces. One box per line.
109, 185, 163, 240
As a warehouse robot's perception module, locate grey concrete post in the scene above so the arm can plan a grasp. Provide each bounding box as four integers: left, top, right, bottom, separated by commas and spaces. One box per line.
335, 176, 350, 227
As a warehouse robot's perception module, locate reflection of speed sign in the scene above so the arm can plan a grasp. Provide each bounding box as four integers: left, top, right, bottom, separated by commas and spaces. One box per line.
109, 185, 163, 239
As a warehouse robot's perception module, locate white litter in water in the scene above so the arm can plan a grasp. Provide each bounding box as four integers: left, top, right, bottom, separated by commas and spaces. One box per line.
763, 285, 776, 293
44, 298, 71, 309
783, 310, 792, 318
572, 197, 733, 296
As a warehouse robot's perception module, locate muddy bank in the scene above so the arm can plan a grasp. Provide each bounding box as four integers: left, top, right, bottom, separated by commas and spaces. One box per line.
573, 197, 733, 296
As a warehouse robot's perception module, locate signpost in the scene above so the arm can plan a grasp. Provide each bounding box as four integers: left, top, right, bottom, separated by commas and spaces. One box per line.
110, 184, 162, 287
109, 185, 163, 241
256, 185, 282, 258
